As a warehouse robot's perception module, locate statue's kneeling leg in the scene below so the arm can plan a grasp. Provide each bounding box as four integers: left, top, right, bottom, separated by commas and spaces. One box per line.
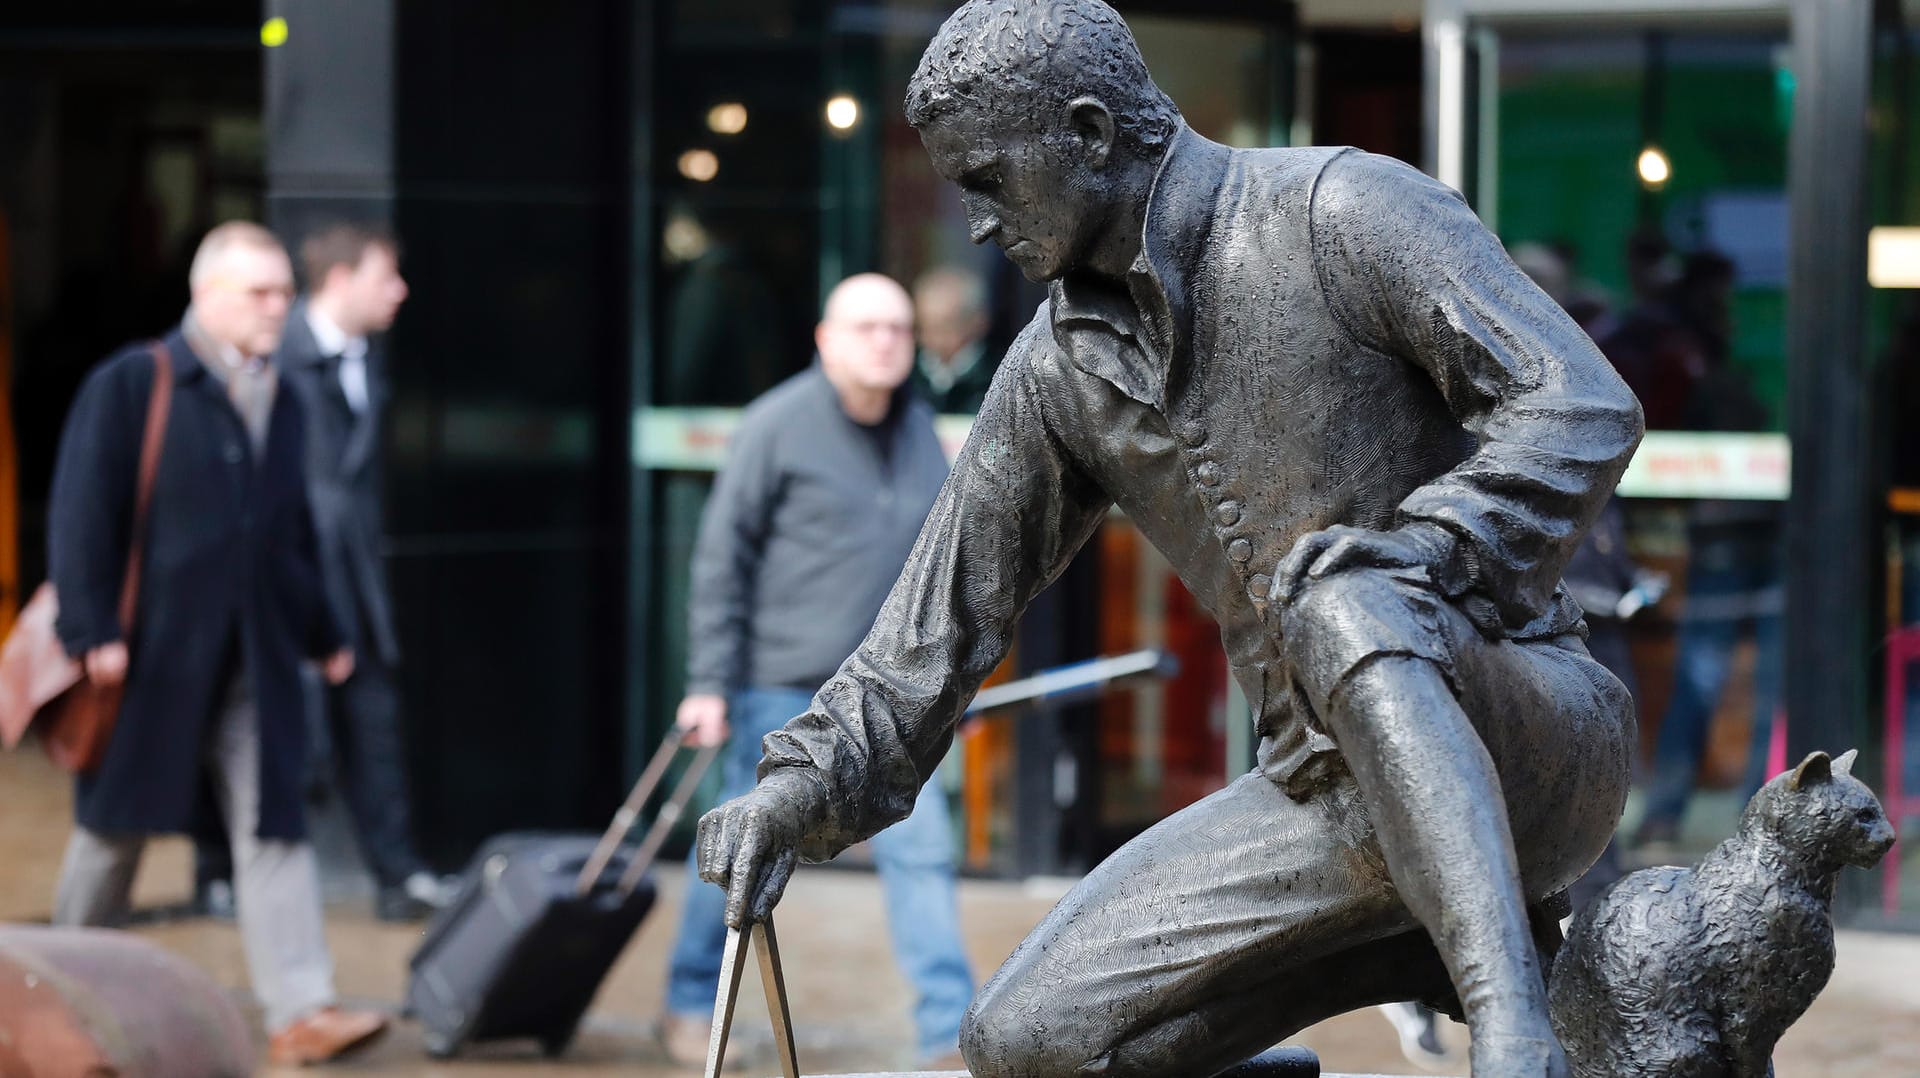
960, 771, 1451, 1078
1279, 568, 1633, 1076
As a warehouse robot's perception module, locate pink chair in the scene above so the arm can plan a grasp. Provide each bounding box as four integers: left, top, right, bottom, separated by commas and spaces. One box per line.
1884, 626, 1920, 915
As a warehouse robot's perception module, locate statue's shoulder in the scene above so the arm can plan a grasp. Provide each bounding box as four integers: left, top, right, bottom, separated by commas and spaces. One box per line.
1205, 143, 1350, 206
1208, 145, 1443, 249
1301, 148, 1463, 223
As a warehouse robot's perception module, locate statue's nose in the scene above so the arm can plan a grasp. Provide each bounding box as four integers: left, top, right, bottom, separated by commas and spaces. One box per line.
1863, 820, 1896, 863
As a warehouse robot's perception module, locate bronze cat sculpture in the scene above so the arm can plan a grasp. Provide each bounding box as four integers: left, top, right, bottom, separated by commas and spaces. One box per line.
1548, 749, 1894, 1077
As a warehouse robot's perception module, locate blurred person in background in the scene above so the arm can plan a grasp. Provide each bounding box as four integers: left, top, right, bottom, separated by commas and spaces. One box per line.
46, 221, 386, 1065
910, 266, 996, 414
244, 222, 446, 922
1882, 301, 1920, 807
658, 273, 975, 1070
1622, 251, 1784, 851
1599, 231, 1699, 431
1513, 242, 1665, 707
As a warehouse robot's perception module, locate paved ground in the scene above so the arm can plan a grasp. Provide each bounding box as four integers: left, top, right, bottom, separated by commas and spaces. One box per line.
3, 749, 1916, 1076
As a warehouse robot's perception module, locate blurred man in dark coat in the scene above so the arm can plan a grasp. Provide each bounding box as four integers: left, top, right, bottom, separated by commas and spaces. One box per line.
199, 222, 442, 922
47, 221, 387, 1065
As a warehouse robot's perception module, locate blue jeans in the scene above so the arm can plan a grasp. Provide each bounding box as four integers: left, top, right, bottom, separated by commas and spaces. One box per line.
1642, 542, 1784, 830
665, 687, 975, 1060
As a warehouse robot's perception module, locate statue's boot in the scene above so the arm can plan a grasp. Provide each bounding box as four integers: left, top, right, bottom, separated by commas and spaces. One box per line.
1323, 657, 1571, 1078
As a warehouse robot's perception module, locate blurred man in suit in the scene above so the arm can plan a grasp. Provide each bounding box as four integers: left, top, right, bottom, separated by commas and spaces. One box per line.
276, 223, 446, 920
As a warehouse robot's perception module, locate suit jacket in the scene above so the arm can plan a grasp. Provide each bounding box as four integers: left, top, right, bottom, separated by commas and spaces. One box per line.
909, 343, 997, 415
757, 127, 1645, 859
275, 302, 400, 667
49, 324, 342, 839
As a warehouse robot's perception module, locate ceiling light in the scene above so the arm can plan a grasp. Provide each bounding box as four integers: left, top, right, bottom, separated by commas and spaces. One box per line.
707, 103, 748, 136
826, 95, 860, 132
678, 149, 719, 182
1637, 147, 1671, 189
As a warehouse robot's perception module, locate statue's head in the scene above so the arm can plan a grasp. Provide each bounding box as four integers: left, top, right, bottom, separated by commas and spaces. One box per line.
905, 0, 1181, 282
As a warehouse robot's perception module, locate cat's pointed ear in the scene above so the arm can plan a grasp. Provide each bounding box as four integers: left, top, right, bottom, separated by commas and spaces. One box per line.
1789, 751, 1832, 790
1832, 748, 1859, 776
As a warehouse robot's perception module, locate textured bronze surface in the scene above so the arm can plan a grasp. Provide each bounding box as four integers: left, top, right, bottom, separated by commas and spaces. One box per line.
1551, 750, 1894, 1077
696, 3, 1647, 1075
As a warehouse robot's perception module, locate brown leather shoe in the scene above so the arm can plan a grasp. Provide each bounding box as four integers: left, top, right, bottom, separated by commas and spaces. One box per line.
267, 1006, 388, 1066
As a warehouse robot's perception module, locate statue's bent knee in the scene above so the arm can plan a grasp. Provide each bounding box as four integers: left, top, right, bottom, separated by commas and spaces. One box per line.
961, 986, 1069, 1078
961, 970, 1123, 1078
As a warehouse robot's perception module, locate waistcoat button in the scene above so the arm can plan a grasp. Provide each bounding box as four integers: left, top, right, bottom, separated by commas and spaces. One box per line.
1228, 538, 1253, 563
1248, 573, 1273, 601
1215, 501, 1242, 526
1195, 461, 1220, 487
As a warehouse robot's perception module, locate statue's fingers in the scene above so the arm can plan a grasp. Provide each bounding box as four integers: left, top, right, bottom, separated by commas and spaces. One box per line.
697, 809, 734, 887
723, 841, 764, 929
1308, 533, 1371, 579
1274, 531, 1337, 606
750, 848, 799, 923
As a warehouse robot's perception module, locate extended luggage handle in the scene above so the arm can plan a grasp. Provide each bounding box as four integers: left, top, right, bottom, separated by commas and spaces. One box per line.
706, 915, 800, 1078
574, 731, 720, 899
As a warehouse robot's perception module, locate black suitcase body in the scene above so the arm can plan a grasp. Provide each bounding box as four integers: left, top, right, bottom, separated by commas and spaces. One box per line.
406, 831, 657, 1058
404, 736, 717, 1059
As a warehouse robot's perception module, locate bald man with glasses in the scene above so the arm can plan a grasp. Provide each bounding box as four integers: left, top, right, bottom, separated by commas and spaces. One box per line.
46, 221, 384, 1065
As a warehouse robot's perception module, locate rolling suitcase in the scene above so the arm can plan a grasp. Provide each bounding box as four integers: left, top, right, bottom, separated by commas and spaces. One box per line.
406, 733, 718, 1058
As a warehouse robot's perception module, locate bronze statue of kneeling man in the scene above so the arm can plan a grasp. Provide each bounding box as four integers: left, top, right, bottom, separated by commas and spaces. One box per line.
696, 3, 1644, 1076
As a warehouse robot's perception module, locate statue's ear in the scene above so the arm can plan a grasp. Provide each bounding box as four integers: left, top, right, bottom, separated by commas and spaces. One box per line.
1832, 748, 1859, 777
1789, 751, 1833, 790
1066, 96, 1117, 169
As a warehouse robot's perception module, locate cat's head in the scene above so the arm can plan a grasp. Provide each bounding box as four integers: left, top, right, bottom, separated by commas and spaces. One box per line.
1743, 749, 1895, 870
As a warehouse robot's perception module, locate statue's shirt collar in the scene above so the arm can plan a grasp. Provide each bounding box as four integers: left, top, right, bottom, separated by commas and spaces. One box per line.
1048, 124, 1227, 409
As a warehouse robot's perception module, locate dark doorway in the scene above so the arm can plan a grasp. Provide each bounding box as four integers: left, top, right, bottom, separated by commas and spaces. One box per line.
1314, 29, 1424, 165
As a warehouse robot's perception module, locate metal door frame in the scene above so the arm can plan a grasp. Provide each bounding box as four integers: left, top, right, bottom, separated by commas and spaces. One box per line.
1422, 0, 1790, 193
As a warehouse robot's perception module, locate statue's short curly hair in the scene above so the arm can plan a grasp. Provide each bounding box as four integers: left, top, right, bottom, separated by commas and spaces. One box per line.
904, 0, 1181, 153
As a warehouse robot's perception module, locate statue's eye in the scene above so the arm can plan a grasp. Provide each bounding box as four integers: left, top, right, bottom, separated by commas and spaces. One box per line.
1855, 807, 1879, 823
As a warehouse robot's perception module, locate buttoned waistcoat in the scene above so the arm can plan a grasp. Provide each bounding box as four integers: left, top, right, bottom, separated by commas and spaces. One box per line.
760, 128, 1645, 859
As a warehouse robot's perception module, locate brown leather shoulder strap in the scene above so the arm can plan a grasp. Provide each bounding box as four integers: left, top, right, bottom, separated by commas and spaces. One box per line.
117, 343, 174, 632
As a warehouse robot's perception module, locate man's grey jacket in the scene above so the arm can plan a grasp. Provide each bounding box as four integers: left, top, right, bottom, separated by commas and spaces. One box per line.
757, 126, 1645, 859
277, 302, 399, 667
686, 366, 952, 698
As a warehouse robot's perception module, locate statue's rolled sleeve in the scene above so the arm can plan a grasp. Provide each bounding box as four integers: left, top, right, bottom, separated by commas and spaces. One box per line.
757, 334, 1112, 860
1308, 149, 1645, 632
